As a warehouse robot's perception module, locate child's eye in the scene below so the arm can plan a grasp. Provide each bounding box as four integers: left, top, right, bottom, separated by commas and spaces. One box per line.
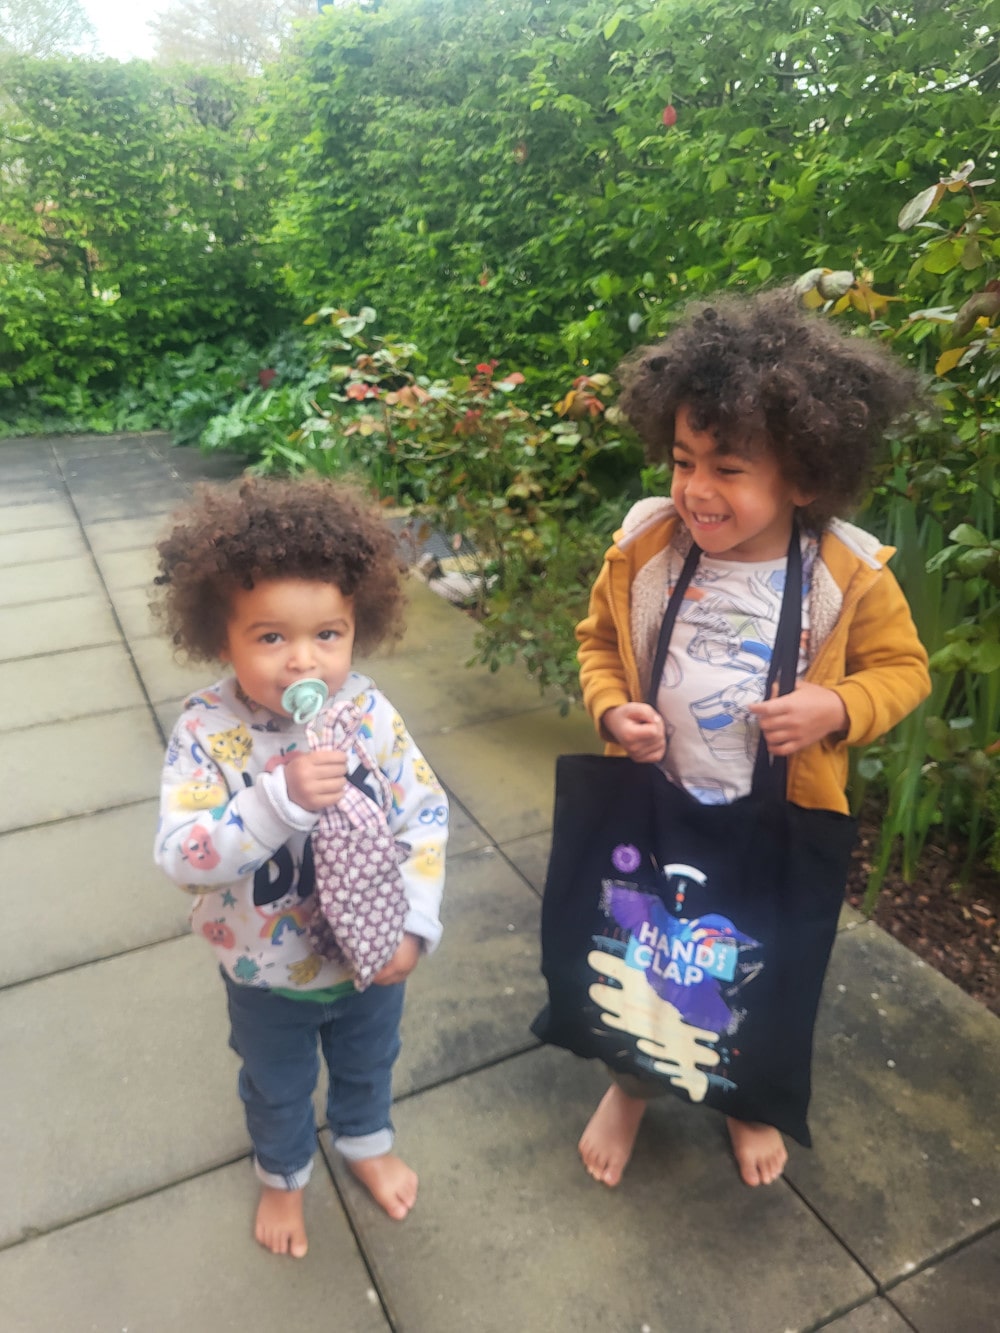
259, 632, 282, 644
317, 629, 340, 642
671, 458, 692, 471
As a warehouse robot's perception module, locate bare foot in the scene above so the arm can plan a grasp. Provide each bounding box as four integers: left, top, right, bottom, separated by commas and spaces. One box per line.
348, 1152, 418, 1220
255, 1185, 308, 1257
726, 1117, 787, 1186
578, 1085, 648, 1186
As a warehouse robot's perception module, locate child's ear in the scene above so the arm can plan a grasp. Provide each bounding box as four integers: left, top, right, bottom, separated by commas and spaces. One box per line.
792, 487, 817, 510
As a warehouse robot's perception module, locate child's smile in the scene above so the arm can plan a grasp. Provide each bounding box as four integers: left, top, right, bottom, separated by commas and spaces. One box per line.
220, 578, 356, 717
670, 405, 810, 561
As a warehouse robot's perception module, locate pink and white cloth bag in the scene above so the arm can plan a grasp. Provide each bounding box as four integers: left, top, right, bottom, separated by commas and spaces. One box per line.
304, 700, 407, 989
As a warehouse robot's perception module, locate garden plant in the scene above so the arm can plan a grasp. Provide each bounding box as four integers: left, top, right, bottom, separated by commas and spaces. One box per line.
0, 0, 997, 935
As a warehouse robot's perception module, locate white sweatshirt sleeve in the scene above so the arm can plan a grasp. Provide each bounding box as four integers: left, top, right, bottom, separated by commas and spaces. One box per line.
154, 705, 318, 892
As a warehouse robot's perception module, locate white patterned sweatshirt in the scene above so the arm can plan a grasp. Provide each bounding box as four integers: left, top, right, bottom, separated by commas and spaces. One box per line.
154, 672, 447, 992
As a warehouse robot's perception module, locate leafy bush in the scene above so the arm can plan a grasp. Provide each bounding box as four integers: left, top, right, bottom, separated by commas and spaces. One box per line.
796, 161, 1000, 899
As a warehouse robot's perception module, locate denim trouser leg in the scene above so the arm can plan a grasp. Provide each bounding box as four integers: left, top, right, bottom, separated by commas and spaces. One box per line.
223, 974, 405, 1188
320, 981, 405, 1162
225, 978, 321, 1190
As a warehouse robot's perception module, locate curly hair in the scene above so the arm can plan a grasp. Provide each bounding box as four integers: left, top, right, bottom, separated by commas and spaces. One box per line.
617, 288, 920, 528
153, 476, 406, 662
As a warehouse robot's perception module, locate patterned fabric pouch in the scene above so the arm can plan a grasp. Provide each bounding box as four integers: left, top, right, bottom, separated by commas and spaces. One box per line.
304, 700, 407, 990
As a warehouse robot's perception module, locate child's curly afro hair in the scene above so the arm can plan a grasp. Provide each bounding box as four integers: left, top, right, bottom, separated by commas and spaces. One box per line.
618, 288, 921, 528
153, 475, 406, 662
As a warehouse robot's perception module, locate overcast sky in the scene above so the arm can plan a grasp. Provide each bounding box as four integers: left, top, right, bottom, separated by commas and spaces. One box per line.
79, 0, 165, 60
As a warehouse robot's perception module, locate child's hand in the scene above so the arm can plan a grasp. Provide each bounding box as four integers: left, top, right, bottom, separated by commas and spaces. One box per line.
372, 932, 423, 986
749, 683, 849, 756
602, 703, 667, 763
284, 749, 349, 812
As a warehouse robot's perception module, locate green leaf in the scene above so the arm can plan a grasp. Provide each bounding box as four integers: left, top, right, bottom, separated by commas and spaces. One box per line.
971, 640, 1000, 673
922, 238, 963, 275
950, 524, 988, 547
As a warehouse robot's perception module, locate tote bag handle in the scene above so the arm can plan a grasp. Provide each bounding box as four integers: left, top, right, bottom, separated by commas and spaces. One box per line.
646, 526, 803, 801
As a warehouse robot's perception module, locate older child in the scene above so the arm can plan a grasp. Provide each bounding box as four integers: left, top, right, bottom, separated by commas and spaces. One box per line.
575, 290, 930, 1189
153, 476, 447, 1257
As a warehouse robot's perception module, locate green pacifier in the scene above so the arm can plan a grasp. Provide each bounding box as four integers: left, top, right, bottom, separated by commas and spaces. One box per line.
281, 677, 329, 724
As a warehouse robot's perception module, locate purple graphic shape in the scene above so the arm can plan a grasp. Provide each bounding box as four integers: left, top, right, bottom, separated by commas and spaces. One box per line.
612, 843, 642, 874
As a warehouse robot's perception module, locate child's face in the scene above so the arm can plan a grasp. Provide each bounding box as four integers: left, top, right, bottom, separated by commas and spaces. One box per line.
220, 577, 355, 717
670, 405, 810, 561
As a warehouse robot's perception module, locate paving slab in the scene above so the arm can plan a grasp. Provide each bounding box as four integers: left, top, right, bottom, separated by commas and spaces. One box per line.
785, 922, 1000, 1286
363, 575, 481, 658
0, 1160, 389, 1333
0, 594, 120, 661
93, 543, 161, 591
0, 477, 64, 507
0, 525, 87, 567
59, 450, 174, 485
889, 1226, 1000, 1332
0, 554, 104, 607
0, 642, 145, 730
821, 1297, 914, 1332
70, 482, 189, 523
358, 646, 558, 735
0, 800, 187, 986
0, 706, 163, 832
0, 451, 62, 483
0, 437, 58, 463
110, 581, 158, 640
500, 828, 553, 896
395, 845, 543, 1097
417, 707, 601, 846
50, 432, 154, 460
130, 635, 224, 705
85, 513, 171, 554
0, 935, 243, 1245
326, 1045, 874, 1333
152, 440, 244, 483
0, 498, 75, 534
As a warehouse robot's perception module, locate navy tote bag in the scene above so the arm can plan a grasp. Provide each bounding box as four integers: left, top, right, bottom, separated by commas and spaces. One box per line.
531, 530, 857, 1145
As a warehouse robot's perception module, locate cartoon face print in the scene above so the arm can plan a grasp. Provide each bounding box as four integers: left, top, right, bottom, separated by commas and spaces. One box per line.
251, 840, 315, 946
171, 773, 228, 812
418, 803, 448, 828
181, 823, 221, 870
411, 756, 440, 789
409, 844, 444, 878
207, 723, 254, 771
256, 886, 310, 944
202, 918, 236, 949
391, 711, 407, 757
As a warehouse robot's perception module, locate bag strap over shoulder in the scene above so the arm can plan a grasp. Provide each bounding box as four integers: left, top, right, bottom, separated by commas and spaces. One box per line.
646, 525, 803, 801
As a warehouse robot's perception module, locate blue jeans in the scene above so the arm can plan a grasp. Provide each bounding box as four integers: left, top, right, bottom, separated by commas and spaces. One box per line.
223, 973, 405, 1191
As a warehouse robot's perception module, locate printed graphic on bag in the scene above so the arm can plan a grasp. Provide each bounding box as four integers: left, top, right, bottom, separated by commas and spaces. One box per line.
587, 859, 763, 1102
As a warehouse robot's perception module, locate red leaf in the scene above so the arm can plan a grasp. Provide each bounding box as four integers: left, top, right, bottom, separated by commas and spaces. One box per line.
662, 105, 677, 127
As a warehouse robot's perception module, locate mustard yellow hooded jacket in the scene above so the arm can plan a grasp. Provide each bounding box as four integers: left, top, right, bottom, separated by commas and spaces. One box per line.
576, 499, 931, 814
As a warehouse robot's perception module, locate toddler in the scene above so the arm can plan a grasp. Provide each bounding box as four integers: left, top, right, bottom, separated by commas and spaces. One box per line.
153, 476, 447, 1257
575, 290, 930, 1188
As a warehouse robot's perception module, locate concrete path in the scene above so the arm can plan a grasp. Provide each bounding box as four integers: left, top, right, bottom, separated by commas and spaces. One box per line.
0, 432, 997, 1332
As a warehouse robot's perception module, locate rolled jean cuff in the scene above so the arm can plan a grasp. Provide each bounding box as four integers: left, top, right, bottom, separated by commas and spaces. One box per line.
253, 1155, 314, 1192
334, 1127, 394, 1162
